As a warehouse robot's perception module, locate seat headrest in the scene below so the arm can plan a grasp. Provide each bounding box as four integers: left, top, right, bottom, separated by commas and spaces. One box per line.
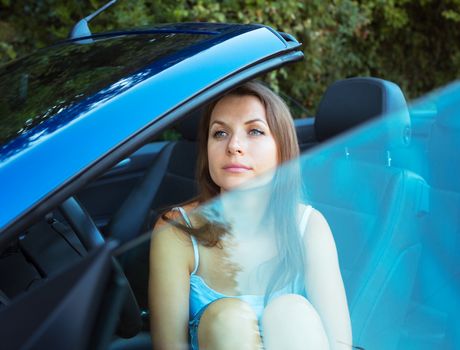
314, 77, 411, 148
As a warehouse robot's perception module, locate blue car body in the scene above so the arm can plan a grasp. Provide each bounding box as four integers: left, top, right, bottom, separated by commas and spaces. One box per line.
0, 23, 302, 237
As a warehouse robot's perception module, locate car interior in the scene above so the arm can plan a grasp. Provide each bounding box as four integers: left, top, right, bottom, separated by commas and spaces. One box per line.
1, 75, 457, 349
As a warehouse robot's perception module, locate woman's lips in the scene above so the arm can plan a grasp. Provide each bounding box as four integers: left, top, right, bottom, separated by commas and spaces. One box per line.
222, 164, 252, 173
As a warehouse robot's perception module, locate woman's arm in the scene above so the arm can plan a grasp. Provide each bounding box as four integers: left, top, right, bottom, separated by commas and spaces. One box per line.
149, 218, 194, 350
303, 208, 353, 350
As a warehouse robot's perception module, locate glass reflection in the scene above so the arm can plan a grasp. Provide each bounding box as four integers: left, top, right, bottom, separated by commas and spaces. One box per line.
0, 32, 210, 160
114, 79, 460, 350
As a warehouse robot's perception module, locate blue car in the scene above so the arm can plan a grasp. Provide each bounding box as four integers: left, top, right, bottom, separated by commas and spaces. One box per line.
0, 21, 459, 350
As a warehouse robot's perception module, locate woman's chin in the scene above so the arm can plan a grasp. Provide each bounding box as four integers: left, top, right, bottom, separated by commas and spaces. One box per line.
220, 172, 275, 193
220, 179, 249, 193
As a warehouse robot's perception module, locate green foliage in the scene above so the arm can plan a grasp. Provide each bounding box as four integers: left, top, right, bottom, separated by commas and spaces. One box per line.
354, 0, 460, 98
1, 0, 459, 113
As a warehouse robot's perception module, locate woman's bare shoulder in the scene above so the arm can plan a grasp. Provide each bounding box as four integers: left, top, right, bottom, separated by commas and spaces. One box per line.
153, 201, 200, 231
152, 201, 201, 247
309, 207, 327, 223
302, 206, 338, 259
150, 204, 200, 272
298, 202, 313, 213
298, 203, 325, 222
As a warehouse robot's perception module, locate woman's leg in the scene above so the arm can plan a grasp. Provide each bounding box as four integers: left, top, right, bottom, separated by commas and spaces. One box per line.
262, 294, 329, 350
197, 298, 262, 350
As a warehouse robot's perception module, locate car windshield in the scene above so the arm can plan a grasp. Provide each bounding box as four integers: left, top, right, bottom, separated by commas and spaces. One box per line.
138, 81, 459, 349
0, 32, 210, 146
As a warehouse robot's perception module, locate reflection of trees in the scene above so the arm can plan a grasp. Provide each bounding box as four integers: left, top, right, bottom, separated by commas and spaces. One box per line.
0, 32, 208, 160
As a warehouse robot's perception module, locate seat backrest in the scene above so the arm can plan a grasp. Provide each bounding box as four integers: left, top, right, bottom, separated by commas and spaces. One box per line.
107, 108, 202, 312
108, 108, 202, 245
146, 108, 202, 228
302, 77, 429, 349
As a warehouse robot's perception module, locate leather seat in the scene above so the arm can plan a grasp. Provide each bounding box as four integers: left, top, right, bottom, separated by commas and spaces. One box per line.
107, 108, 202, 314
302, 77, 429, 349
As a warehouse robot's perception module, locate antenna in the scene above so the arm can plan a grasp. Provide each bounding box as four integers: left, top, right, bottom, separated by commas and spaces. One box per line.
69, 0, 118, 41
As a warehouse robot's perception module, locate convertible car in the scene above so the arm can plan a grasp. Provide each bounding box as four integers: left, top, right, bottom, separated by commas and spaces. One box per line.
0, 21, 458, 350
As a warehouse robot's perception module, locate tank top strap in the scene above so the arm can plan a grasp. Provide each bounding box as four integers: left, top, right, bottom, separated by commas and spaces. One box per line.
299, 205, 313, 238
175, 206, 193, 227
189, 236, 200, 275
173, 206, 200, 275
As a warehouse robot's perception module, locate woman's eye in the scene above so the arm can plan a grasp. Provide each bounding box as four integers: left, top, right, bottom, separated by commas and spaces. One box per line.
249, 128, 265, 136
213, 130, 228, 138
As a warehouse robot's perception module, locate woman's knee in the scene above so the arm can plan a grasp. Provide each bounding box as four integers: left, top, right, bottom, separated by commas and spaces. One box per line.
198, 298, 261, 349
201, 298, 258, 327
262, 294, 329, 349
264, 294, 321, 323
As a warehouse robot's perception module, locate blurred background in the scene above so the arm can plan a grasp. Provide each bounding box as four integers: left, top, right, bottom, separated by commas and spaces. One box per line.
1, 0, 459, 112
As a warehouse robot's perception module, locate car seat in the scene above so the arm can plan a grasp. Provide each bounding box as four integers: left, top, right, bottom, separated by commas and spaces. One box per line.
107, 108, 202, 316
302, 77, 429, 349
108, 108, 201, 245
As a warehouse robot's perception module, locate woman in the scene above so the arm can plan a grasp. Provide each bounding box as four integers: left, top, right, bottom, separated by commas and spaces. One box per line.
149, 81, 352, 350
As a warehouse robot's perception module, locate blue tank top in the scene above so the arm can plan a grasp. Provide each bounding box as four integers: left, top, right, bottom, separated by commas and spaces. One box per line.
172, 205, 313, 322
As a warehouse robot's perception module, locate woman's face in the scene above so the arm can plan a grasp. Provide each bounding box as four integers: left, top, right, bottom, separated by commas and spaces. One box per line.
207, 94, 279, 192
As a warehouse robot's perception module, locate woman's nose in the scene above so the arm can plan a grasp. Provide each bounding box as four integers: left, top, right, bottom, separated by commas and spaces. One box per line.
227, 134, 244, 155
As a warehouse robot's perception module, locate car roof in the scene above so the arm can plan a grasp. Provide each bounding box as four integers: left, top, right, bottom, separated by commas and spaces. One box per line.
0, 22, 303, 235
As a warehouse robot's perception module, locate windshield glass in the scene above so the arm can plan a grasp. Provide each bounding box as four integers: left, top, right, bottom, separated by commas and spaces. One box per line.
0, 32, 210, 146
131, 80, 459, 349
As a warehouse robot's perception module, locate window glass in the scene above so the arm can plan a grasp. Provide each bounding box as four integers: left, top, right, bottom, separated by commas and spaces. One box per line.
4, 74, 459, 348
135, 81, 460, 349
0, 32, 210, 146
